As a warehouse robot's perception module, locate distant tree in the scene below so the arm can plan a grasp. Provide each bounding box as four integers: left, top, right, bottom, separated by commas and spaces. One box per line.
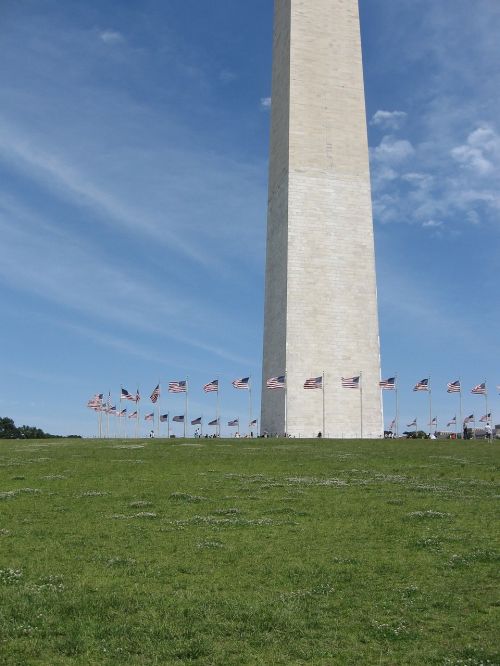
0, 417, 60, 439
18, 425, 52, 439
0, 417, 21, 439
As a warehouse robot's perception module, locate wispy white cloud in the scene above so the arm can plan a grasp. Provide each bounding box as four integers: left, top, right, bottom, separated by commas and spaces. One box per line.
451, 125, 500, 176
99, 29, 125, 45
0, 199, 254, 364
260, 97, 271, 110
370, 110, 407, 130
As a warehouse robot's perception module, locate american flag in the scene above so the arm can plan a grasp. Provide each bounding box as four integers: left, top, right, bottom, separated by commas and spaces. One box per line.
173, 415, 184, 422
479, 413, 491, 423
447, 380, 461, 393
135, 389, 140, 403
204, 380, 218, 393
379, 377, 395, 390
342, 376, 360, 389
464, 414, 474, 424
160, 413, 169, 422
119, 409, 127, 417
407, 418, 417, 427
169, 380, 187, 393
388, 418, 396, 430
121, 388, 136, 401
429, 416, 437, 426
128, 411, 138, 419
191, 417, 202, 425
208, 418, 219, 426
267, 375, 286, 389
413, 378, 429, 391
250, 419, 258, 426
471, 382, 486, 395
150, 384, 160, 403
232, 377, 250, 389
228, 418, 239, 427
447, 416, 456, 426
87, 394, 102, 409
108, 406, 117, 415
144, 412, 154, 421
304, 376, 322, 390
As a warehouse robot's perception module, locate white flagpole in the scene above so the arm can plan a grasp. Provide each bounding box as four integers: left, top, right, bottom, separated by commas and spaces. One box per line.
119, 388, 122, 439
216, 378, 220, 437
322, 371, 325, 437
284, 370, 288, 437
459, 378, 463, 439
185, 378, 188, 438
395, 376, 399, 437
359, 371, 363, 439
156, 381, 160, 438
106, 392, 110, 439
428, 375, 432, 436
248, 377, 252, 437
485, 381, 489, 439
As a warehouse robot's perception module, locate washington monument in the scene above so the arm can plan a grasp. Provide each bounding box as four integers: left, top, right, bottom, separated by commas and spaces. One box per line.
261, 0, 383, 438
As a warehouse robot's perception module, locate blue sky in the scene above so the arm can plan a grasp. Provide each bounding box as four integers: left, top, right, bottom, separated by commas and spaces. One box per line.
1, 0, 499, 437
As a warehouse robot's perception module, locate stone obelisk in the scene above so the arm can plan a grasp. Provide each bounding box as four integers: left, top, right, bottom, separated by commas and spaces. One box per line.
261, 0, 382, 438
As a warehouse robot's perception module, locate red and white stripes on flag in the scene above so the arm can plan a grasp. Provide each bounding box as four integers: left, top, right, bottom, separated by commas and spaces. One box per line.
471, 382, 486, 395
413, 378, 429, 391
232, 377, 250, 389
379, 377, 395, 390
169, 381, 187, 393
121, 388, 136, 401
447, 380, 461, 393
304, 376, 322, 389
204, 380, 218, 393
144, 413, 154, 421
150, 384, 160, 403
267, 375, 285, 389
341, 376, 360, 389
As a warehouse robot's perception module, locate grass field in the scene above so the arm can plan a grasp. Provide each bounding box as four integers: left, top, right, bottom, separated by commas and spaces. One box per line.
0, 436, 498, 665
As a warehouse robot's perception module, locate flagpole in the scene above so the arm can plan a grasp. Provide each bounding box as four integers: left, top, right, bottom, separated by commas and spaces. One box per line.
119, 388, 122, 439
428, 375, 432, 436
284, 370, 288, 437
359, 371, 363, 439
185, 378, 188, 438
156, 381, 160, 438
322, 371, 325, 437
137, 386, 141, 439
248, 377, 252, 437
216, 378, 220, 438
106, 392, 110, 439
485, 381, 489, 440
459, 378, 463, 439
395, 376, 399, 438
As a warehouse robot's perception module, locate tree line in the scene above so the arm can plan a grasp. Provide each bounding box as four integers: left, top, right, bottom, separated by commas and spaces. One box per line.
0, 416, 80, 439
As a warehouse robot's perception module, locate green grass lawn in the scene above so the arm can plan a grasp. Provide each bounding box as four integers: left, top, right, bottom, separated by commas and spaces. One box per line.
0, 437, 498, 665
